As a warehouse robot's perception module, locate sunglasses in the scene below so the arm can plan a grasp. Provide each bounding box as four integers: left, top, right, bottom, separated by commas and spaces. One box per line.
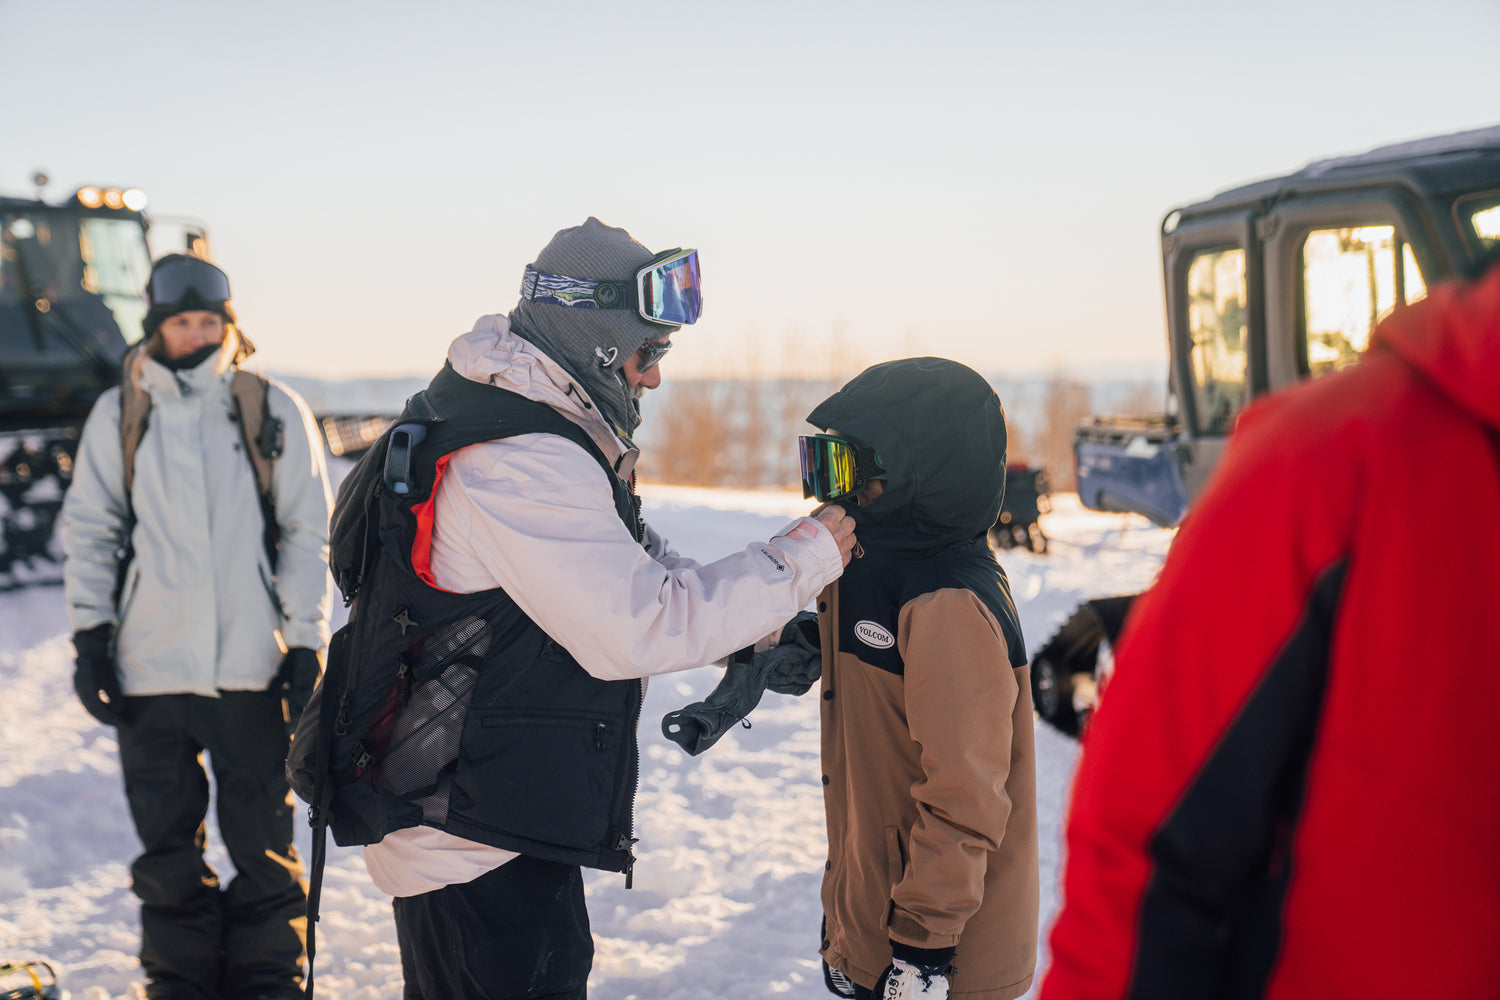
635, 339, 672, 372
799, 434, 885, 502
147, 256, 231, 308
521, 247, 703, 327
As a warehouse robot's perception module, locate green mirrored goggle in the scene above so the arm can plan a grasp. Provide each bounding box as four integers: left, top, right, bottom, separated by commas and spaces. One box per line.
798, 434, 884, 502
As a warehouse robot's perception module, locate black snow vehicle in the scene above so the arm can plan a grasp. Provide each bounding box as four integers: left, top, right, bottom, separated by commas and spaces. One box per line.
1029, 595, 1135, 738
989, 463, 1050, 553
0, 178, 206, 586
1035, 126, 1500, 736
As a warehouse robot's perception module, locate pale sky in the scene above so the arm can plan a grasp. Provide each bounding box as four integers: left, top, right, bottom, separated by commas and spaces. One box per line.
3, 0, 1496, 380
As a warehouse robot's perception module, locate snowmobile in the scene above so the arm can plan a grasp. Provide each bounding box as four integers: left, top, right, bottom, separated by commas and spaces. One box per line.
0, 177, 205, 588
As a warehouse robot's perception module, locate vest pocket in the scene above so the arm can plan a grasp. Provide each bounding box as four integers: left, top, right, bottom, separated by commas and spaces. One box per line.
465, 710, 619, 850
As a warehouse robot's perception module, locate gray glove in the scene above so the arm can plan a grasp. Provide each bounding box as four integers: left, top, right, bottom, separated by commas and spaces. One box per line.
662, 612, 822, 755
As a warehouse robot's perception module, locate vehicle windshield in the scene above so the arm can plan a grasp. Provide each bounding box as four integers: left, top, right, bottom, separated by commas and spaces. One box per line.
0, 209, 152, 357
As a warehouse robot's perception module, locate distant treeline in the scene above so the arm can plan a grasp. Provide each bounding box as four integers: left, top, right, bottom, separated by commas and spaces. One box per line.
269, 370, 1164, 494
636, 375, 1165, 493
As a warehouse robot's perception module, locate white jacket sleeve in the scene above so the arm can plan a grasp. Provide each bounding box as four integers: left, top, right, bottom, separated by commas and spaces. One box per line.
429, 433, 843, 682
640, 520, 703, 572
60, 388, 130, 633
267, 385, 333, 652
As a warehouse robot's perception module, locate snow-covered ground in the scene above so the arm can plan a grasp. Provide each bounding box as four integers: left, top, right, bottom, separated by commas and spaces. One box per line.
0, 485, 1172, 1000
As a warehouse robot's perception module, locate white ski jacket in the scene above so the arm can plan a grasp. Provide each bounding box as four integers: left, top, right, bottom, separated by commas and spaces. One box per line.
61, 334, 333, 696
363, 315, 845, 896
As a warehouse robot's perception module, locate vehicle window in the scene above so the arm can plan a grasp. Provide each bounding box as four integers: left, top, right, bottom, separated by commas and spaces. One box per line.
79, 217, 152, 345
1, 211, 151, 355
1470, 202, 1500, 248
0, 217, 34, 354
1186, 247, 1247, 435
1301, 225, 1424, 379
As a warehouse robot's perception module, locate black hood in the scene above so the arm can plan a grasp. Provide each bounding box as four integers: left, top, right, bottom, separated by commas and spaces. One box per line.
807, 357, 1007, 555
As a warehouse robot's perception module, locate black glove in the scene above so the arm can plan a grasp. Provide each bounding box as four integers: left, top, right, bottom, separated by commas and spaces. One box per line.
872, 942, 956, 999
661, 612, 823, 755
766, 611, 821, 695
73, 623, 127, 727
271, 647, 322, 728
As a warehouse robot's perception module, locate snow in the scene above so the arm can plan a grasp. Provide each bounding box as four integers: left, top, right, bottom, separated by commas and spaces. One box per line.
0, 482, 1172, 1000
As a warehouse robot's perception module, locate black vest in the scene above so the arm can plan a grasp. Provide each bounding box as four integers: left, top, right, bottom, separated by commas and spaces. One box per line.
318, 364, 643, 875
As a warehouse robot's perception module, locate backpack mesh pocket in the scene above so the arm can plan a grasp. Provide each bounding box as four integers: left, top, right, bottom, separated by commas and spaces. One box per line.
374, 615, 490, 824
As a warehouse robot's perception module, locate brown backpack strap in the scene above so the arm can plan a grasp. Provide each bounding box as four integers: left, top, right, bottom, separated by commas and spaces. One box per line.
230, 370, 281, 502
118, 344, 154, 498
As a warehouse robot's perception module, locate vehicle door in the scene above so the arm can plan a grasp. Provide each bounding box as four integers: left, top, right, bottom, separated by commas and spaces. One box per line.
1162, 209, 1261, 505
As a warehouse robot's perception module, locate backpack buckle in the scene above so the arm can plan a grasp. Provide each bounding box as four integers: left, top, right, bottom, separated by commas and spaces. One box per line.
384, 424, 429, 496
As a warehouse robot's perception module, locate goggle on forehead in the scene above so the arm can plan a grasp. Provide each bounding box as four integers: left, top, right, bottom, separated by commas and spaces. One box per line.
521, 247, 702, 327
799, 434, 886, 502
147, 256, 231, 309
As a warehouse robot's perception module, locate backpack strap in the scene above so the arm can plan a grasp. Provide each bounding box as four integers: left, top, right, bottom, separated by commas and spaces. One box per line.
229, 371, 285, 570
113, 345, 153, 603
302, 627, 345, 1000
229, 370, 283, 498
118, 344, 153, 499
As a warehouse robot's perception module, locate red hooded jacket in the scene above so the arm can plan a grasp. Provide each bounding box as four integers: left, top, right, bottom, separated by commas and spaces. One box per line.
1041, 264, 1500, 1000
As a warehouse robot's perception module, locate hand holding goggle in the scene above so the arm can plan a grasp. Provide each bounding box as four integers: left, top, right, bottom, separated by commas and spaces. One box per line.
521, 247, 702, 327
799, 434, 885, 503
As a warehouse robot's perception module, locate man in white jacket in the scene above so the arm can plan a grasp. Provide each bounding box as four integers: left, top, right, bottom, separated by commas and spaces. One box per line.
344, 218, 854, 999
61, 254, 332, 1000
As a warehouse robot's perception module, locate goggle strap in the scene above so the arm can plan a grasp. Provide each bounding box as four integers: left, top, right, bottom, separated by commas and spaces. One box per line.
520, 248, 700, 327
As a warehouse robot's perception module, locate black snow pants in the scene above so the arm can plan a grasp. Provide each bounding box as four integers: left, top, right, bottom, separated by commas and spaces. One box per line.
393, 855, 593, 999
116, 691, 307, 1000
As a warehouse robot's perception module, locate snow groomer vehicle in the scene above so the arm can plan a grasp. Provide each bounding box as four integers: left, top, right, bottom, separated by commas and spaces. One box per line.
0, 176, 207, 585
1035, 126, 1500, 735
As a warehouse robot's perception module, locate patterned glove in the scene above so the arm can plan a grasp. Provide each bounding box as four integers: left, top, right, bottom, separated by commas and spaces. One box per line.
271, 647, 322, 728
73, 623, 127, 727
873, 942, 955, 1000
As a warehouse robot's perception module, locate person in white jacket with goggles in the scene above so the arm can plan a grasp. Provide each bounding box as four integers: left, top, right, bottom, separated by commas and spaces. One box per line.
344, 218, 855, 1000
61, 253, 332, 1000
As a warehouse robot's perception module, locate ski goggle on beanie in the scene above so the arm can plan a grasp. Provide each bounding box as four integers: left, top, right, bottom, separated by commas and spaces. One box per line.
799, 434, 886, 502
147, 255, 231, 309
520, 247, 703, 327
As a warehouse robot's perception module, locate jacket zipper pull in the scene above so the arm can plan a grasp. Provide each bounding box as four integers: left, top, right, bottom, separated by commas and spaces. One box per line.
594, 722, 606, 751
614, 834, 638, 889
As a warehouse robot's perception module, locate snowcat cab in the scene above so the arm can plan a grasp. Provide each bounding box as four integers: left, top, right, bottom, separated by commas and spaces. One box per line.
1075, 125, 1500, 528
0, 181, 204, 584
1035, 126, 1500, 738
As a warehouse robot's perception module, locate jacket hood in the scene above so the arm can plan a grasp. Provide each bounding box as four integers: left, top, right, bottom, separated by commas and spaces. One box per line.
807, 357, 1007, 554
1372, 263, 1500, 432
447, 313, 634, 470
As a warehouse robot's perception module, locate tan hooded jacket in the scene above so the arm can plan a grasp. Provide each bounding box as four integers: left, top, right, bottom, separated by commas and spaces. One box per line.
810, 358, 1039, 999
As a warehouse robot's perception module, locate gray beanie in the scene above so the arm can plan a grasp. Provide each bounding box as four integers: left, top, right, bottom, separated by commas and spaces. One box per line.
509, 217, 677, 438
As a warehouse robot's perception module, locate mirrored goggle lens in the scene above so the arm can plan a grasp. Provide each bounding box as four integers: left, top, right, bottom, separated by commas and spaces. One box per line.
639, 249, 702, 326
798, 435, 858, 501
148, 258, 230, 307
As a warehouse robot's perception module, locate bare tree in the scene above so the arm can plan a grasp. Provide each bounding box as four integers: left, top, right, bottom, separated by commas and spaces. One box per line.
1035, 372, 1093, 492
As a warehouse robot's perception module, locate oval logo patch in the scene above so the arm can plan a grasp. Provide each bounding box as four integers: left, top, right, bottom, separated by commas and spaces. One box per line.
854, 620, 895, 649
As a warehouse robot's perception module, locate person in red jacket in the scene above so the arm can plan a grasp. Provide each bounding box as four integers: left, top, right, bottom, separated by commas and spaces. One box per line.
1041, 253, 1500, 1000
